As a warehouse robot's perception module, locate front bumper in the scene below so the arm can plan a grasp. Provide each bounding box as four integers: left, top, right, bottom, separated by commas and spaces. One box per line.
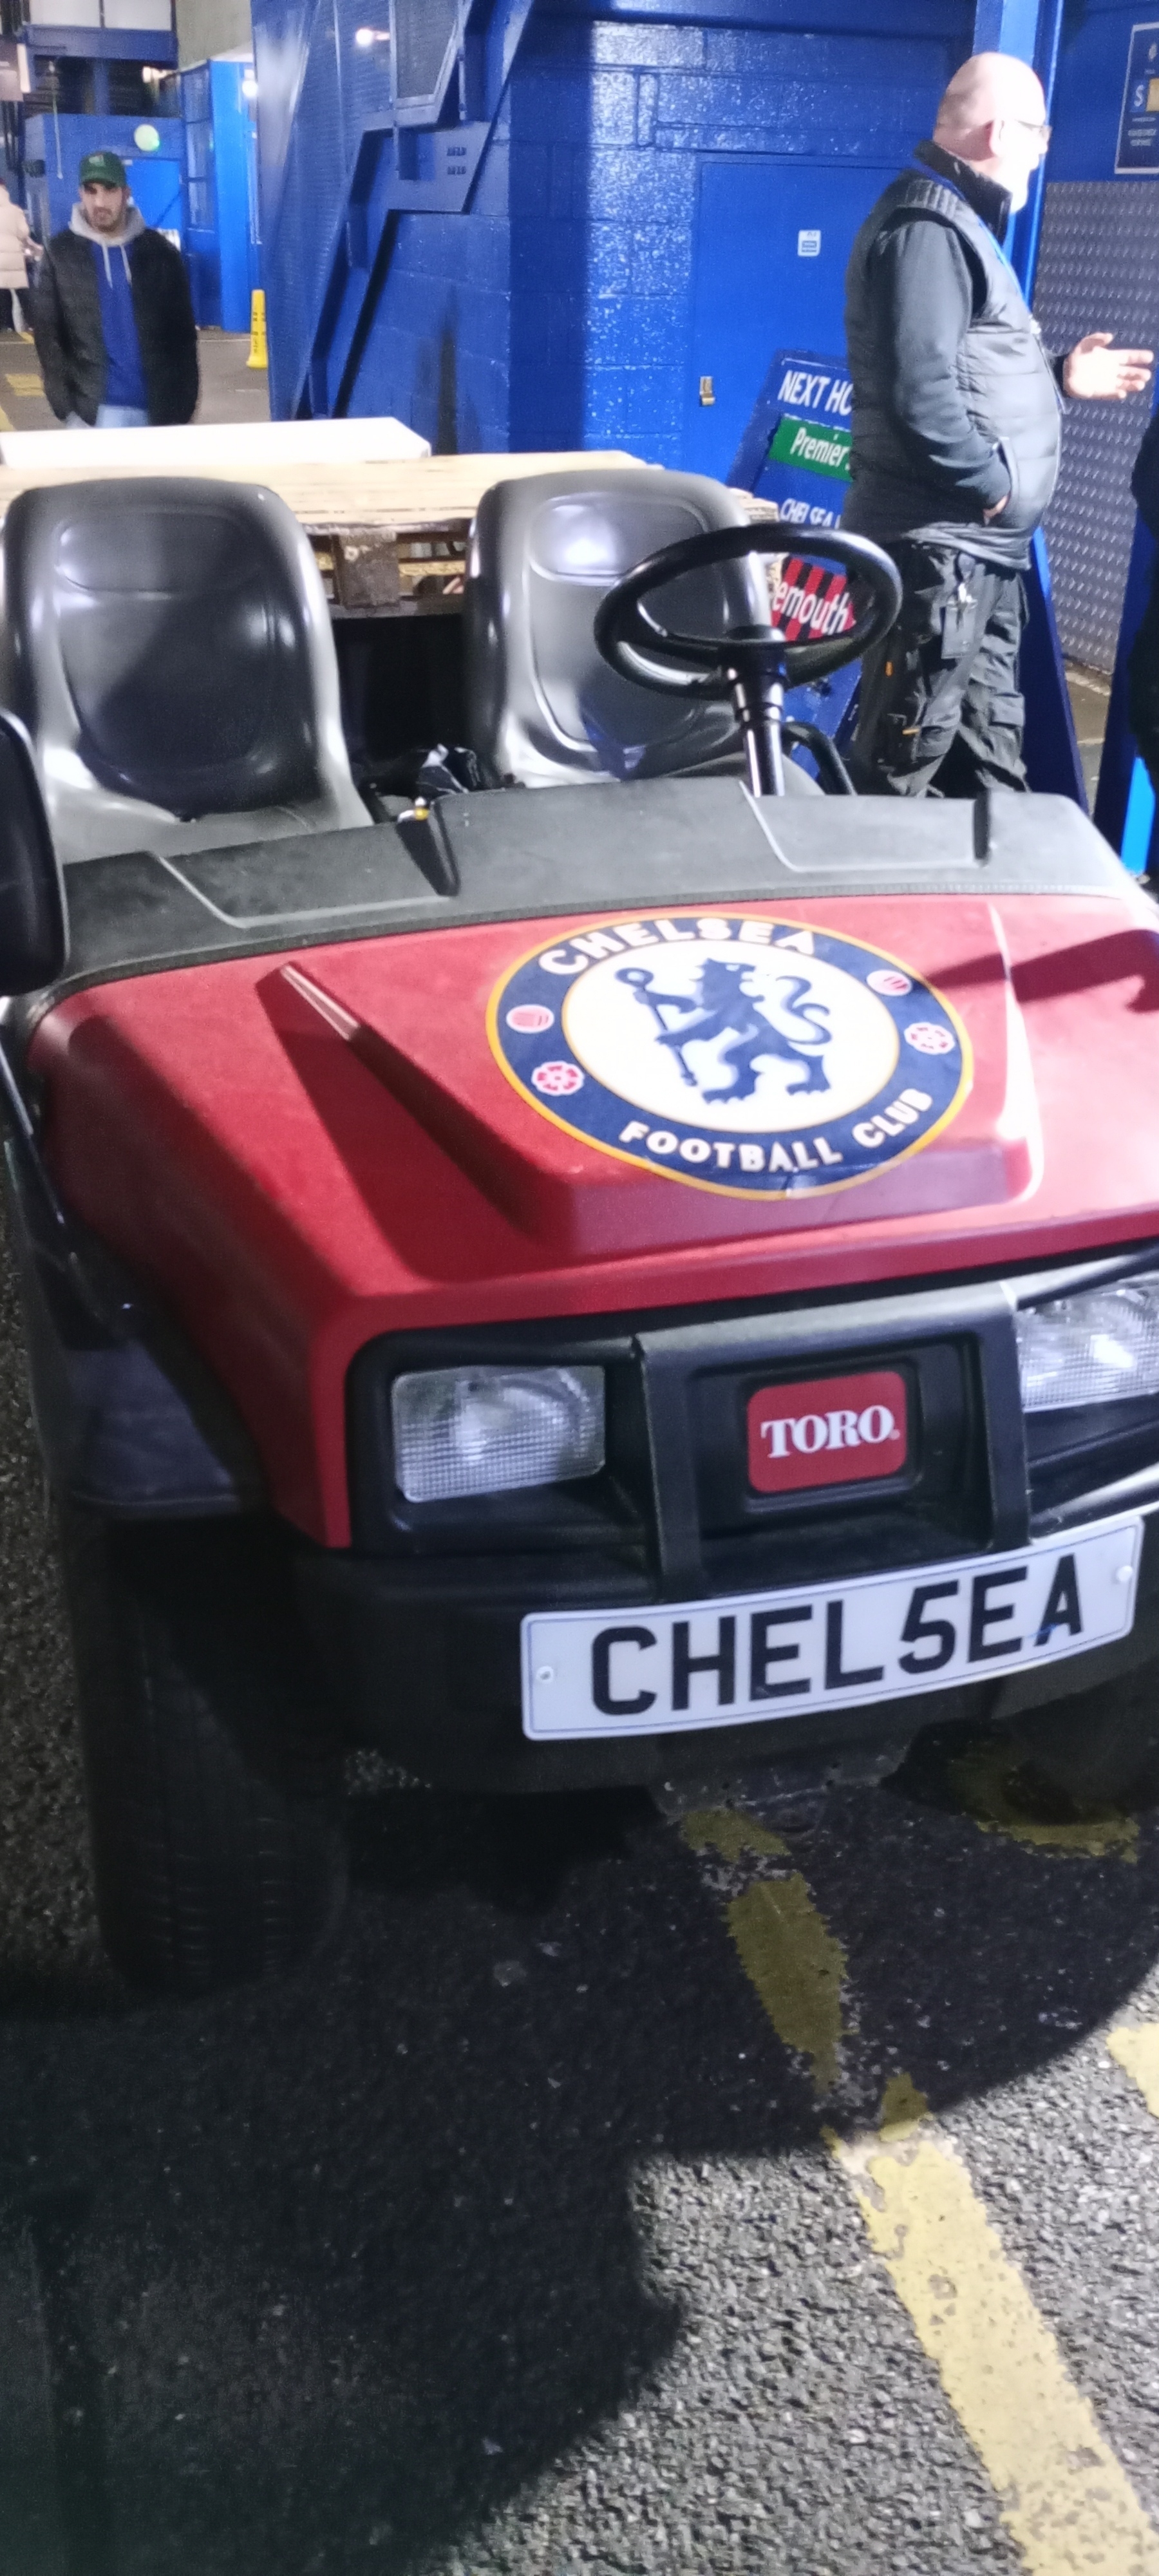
19, 1141, 1159, 1793
306, 1250, 1159, 1790
297, 1509, 1159, 1794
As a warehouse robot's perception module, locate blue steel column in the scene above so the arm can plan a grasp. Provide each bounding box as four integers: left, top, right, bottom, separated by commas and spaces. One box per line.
972, 0, 1084, 804
1077, 9, 1159, 866
1093, 440, 1158, 866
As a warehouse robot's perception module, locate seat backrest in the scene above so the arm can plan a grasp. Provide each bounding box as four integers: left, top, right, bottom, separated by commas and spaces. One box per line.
0, 477, 350, 824
464, 468, 771, 788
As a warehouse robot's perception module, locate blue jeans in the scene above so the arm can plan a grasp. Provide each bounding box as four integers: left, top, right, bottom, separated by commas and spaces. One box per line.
65, 406, 150, 430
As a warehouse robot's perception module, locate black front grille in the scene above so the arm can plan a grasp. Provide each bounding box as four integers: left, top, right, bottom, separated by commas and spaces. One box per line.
346, 1249, 1159, 1595
1027, 1396, 1159, 1521
634, 1283, 1025, 1598
345, 1271, 1026, 1587
683, 1335, 992, 1593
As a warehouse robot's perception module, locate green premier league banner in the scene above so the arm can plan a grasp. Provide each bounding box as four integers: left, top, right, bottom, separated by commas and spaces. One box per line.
730, 348, 856, 653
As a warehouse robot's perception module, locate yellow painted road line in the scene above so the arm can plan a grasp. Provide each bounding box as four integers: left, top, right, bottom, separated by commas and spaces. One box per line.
682, 1807, 845, 2094
683, 1810, 1159, 2574
1109, 2022, 1159, 2116
5, 373, 42, 396
727, 1879, 846, 2095
950, 1739, 1138, 1859
834, 2087, 1159, 2576
0, 404, 12, 431
681, 1806, 788, 1866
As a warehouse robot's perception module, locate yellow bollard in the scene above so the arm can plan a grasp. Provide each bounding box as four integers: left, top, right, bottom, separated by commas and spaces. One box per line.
247, 288, 267, 371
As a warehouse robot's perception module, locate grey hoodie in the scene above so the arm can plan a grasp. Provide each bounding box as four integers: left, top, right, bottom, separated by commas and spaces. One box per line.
68, 196, 145, 285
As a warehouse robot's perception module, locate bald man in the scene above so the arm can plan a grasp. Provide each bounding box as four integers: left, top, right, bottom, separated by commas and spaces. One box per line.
843, 52, 1152, 797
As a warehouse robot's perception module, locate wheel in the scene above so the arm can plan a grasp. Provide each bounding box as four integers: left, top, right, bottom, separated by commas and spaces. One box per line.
58, 1507, 348, 1996
1007, 1663, 1159, 1810
593, 518, 903, 795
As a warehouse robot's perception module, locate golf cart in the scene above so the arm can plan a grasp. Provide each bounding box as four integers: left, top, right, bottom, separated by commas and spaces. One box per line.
0, 462, 1155, 1994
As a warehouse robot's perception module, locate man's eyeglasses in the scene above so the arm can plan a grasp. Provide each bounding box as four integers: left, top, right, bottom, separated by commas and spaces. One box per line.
1011, 117, 1052, 146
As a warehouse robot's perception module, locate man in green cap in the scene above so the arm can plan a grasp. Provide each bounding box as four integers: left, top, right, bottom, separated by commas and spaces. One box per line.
31, 148, 197, 428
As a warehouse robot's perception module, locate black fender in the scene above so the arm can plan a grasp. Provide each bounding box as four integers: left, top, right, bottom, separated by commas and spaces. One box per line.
4, 1140, 263, 1518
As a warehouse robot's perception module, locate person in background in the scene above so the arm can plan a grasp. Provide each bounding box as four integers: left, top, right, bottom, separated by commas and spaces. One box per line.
0, 182, 33, 337
31, 149, 197, 429
843, 51, 1153, 796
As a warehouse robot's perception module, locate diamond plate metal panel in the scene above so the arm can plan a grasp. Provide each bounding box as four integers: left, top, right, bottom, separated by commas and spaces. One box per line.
1035, 180, 1159, 671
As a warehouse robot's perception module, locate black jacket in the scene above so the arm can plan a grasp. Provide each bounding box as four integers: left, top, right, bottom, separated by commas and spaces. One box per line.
1133, 407, 1159, 542
843, 141, 1063, 568
32, 217, 198, 426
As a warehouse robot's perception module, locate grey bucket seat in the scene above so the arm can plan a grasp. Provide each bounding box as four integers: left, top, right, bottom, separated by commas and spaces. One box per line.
464, 465, 819, 793
0, 477, 369, 864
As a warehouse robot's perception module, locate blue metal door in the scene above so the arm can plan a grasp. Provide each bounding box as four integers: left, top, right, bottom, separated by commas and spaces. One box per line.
684, 156, 897, 478
128, 154, 185, 240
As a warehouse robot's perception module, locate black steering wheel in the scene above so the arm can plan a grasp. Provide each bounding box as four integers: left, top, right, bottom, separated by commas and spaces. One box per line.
593, 520, 902, 796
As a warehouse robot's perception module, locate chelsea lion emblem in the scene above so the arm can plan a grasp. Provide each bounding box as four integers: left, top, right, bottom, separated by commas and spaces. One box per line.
487, 912, 971, 1197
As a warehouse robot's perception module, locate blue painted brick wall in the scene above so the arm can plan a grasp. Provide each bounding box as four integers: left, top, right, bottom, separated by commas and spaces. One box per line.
520, 1, 970, 463
258, 0, 975, 451
348, 96, 513, 450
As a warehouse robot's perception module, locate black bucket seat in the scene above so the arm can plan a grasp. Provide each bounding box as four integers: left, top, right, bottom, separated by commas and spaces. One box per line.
0, 476, 370, 864
464, 465, 820, 793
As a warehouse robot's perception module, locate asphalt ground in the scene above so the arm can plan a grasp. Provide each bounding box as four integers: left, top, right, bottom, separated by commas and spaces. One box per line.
0, 1218, 1158, 2574
0, 327, 269, 433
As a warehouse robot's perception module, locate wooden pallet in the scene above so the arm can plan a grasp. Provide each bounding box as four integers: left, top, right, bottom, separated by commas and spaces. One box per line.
0, 448, 646, 617
0, 449, 782, 616
310, 517, 473, 613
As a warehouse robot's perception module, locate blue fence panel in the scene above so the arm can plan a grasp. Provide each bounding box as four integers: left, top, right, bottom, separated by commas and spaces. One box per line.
24, 113, 185, 246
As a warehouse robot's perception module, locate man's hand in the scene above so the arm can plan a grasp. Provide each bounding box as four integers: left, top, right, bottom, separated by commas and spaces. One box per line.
1064, 332, 1154, 400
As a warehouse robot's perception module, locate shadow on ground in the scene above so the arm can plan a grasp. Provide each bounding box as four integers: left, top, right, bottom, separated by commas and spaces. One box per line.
1, 1199, 1159, 2570
0, 1748, 1153, 2575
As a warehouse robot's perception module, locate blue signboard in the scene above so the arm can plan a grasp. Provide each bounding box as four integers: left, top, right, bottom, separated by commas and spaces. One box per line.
1117, 23, 1159, 175
730, 348, 853, 533
728, 349, 860, 758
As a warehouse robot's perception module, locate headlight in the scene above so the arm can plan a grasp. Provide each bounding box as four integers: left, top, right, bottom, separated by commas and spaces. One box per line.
1016, 1273, 1159, 1412
391, 1365, 605, 1502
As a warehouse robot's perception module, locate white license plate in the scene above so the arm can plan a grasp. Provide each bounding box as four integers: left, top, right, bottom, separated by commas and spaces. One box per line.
521, 1514, 1145, 1741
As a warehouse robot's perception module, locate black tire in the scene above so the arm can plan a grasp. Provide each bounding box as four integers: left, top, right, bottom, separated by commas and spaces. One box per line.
1008, 1663, 1159, 1810
58, 1506, 348, 1996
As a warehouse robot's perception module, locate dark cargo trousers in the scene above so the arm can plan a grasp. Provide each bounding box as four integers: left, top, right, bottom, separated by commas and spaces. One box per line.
848, 539, 1028, 797
1128, 562, 1159, 804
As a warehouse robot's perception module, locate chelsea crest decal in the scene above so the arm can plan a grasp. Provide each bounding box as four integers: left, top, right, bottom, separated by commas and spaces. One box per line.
487, 913, 971, 1197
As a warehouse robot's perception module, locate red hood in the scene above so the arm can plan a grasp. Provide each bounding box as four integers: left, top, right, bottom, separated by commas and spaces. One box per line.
32, 887, 1159, 1542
